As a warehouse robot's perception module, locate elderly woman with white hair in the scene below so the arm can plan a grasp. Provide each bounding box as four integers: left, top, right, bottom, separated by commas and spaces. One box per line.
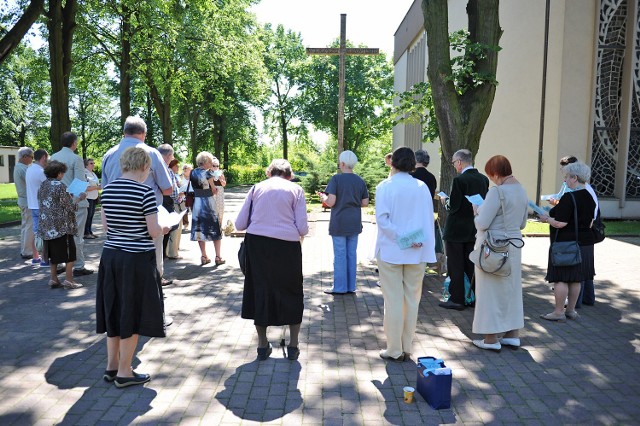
190, 151, 223, 266
319, 150, 369, 295
539, 161, 596, 322
235, 159, 308, 361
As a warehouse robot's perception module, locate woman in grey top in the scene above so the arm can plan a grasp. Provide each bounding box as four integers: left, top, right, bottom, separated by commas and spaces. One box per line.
319, 151, 369, 295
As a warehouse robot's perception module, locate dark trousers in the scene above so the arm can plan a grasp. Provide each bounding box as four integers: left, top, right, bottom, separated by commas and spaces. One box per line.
576, 280, 595, 307
162, 196, 174, 257
445, 240, 475, 305
84, 198, 97, 236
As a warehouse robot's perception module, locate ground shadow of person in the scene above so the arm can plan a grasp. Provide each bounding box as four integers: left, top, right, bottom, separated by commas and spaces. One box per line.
45, 337, 156, 424
215, 358, 302, 422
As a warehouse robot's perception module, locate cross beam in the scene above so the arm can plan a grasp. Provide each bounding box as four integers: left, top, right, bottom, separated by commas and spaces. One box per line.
306, 14, 380, 155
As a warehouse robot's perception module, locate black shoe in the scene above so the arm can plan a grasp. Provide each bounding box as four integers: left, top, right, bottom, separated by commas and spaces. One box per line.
21, 254, 33, 260
287, 346, 300, 360
114, 371, 151, 388
73, 267, 94, 276
161, 278, 173, 286
103, 370, 117, 382
324, 290, 346, 295
257, 343, 272, 360
438, 300, 466, 311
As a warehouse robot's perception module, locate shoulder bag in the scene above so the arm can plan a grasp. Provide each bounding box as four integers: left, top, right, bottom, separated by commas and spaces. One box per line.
550, 192, 583, 266
469, 186, 525, 277
184, 181, 194, 208
592, 209, 605, 244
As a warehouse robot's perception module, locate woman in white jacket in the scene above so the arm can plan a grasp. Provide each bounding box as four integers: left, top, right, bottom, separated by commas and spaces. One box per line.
375, 147, 436, 362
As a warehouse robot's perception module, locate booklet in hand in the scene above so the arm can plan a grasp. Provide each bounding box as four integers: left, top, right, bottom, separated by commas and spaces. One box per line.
397, 228, 425, 250
465, 194, 484, 206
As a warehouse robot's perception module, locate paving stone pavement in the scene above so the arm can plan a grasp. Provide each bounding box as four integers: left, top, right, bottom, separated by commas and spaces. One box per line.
0, 185, 639, 425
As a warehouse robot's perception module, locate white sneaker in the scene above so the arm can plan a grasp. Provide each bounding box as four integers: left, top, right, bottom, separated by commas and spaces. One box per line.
472, 340, 501, 352
499, 337, 521, 348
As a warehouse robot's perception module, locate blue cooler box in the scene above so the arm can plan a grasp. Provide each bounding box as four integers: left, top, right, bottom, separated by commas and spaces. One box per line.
416, 356, 452, 409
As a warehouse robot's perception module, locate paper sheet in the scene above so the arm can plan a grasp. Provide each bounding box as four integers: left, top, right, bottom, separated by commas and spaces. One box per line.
66, 178, 89, 197
465, 194, 484, 206
437, 191, 448, 199
157, 205, 187, 228
528, 200, 548, 217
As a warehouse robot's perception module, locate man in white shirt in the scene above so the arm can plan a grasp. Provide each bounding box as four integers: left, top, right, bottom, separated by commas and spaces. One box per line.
51, 132, 98, 276
14, 147, 35, 260
25, 149, 48, 265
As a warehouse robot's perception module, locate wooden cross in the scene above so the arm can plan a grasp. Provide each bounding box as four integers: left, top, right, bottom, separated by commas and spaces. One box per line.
306, 14, 380, 155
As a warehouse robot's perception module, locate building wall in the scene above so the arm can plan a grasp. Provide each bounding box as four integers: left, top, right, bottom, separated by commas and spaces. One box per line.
393, 0, 640, 218
0, 147, 19, 184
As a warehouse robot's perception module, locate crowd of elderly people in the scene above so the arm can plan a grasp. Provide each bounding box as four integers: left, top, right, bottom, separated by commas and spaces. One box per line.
14, 126, 601, 384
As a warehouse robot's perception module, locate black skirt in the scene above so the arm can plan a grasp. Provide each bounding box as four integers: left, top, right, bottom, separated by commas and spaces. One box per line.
96, 248, 166, 339
242, 233, 304, 326
546, 244, 595, 283
45, 234, 76, 265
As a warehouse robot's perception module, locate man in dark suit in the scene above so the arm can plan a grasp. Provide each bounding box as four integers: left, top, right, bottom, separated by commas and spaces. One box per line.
439, 149, 489, 310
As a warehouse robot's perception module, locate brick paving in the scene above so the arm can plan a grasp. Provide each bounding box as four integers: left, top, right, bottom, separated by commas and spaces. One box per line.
0, 185, 638, 425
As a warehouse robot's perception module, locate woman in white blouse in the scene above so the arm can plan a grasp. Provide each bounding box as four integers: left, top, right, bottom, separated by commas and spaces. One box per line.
375, 147, 436, 362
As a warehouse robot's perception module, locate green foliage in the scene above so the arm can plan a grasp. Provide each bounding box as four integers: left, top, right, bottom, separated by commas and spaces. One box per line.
226, 165, 266, 185
393, 81, 439, 144
447, 29, 501, 94
299, 42, 395, 157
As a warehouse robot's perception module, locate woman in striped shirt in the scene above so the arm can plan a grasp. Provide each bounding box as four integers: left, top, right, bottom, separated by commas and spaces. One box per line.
96, 147, 170, 388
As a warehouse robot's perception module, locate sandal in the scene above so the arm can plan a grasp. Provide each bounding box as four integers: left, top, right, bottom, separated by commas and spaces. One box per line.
565, 311, 580, 320
201, 256, 211, 265
63, 280, 84, 289
49, 280, 62, 289
540, 312, 566, 322
215, 256, 226, 265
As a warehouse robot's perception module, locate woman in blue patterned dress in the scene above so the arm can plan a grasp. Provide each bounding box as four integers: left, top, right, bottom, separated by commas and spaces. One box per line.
190, 151, 224, 265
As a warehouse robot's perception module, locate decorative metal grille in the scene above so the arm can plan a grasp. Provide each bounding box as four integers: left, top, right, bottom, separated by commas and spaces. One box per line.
591, 0, 627, 197
591, 0, 640, 198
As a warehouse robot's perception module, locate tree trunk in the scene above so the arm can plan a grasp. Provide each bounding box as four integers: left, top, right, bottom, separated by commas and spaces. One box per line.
212, 113, 223, 159
119, 5, 132, 125
423, 0, 501, 207
0, 0, 45, 65
146, 73, 173, 146
280, 110, 288, 159
47, 0, 77, 152
146, 91, 155, 146
185, 103, 200, 166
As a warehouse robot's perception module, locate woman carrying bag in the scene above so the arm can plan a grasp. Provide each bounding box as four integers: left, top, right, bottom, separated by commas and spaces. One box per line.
539, 161, 596, 322
470, 156, 528, 351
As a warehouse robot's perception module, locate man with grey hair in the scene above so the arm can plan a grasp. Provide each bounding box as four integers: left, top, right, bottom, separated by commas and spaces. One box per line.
102, 116, 173, 286
439, 149, 489, 310
51, 132, 97, 276
14, 147, 35, 259
411, 149, 437, 198
319, 150, 369, 294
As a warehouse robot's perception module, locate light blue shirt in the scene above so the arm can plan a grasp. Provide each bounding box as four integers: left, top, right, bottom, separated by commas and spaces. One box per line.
102, 136, 172, 206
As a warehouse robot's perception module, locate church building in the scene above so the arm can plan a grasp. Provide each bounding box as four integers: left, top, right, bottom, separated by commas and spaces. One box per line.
393, 0, 639, 218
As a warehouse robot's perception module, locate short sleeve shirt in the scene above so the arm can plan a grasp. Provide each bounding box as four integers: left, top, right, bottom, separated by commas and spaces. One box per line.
326, 173, 369, 236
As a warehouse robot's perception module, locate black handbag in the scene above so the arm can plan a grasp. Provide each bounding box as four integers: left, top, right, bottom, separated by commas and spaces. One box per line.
592, 209, 605, 244
550, 192, 582, 267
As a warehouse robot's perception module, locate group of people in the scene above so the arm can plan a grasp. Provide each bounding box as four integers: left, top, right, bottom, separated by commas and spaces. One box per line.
232, 145, 600, 366
14, 134, 99, 290
14, 121, 600, 385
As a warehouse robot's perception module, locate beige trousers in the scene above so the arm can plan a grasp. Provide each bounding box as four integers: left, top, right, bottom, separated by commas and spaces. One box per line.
377, 257, 426, 358
19, 205, 34, 257
167, 204, 183, 258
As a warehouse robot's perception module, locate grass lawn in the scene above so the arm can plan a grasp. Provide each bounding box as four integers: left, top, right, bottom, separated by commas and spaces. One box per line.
0, 184, 20, 223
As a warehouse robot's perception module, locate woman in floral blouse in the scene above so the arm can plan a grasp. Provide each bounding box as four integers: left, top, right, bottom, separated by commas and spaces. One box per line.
38, 160, 84, 289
